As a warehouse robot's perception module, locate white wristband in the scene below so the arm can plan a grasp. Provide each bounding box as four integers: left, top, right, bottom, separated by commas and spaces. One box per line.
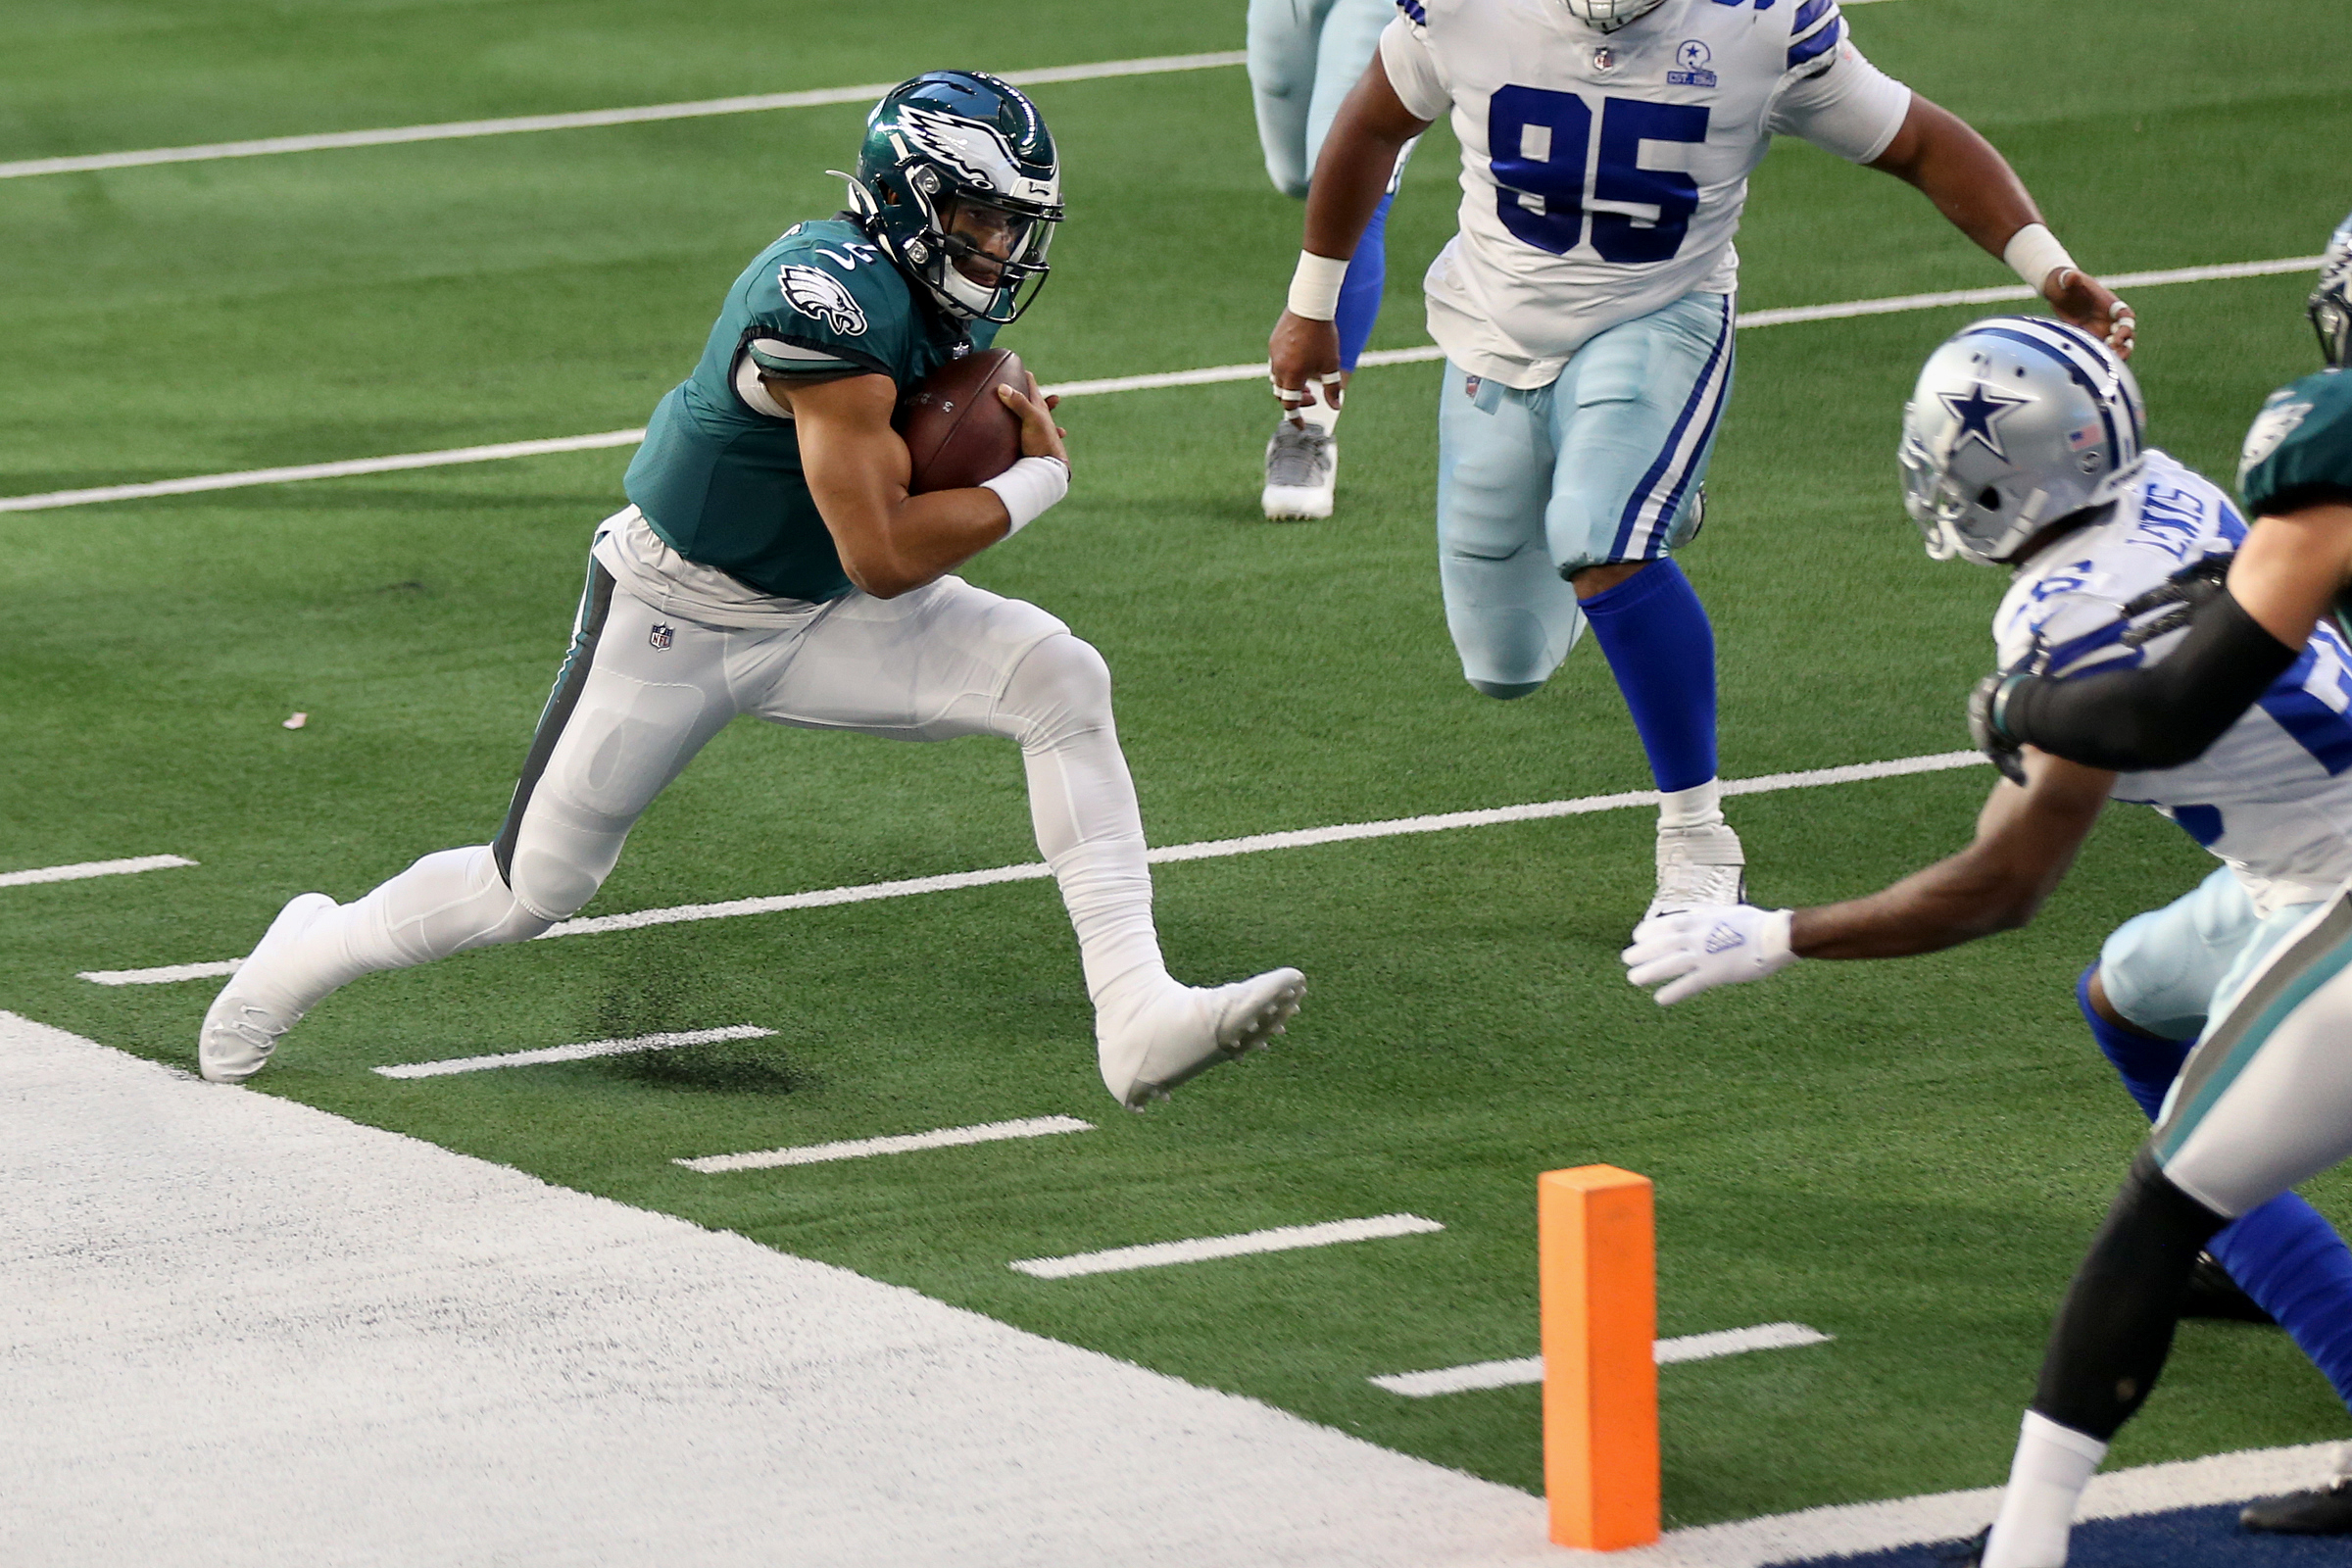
981, 456, 1069, 536
1286, 250, 1349, 321
2003, 223, 2078, 291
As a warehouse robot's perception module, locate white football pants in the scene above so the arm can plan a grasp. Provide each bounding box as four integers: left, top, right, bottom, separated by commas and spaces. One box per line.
300, 561, 1168, 1011
2154, 883, 2352, 1217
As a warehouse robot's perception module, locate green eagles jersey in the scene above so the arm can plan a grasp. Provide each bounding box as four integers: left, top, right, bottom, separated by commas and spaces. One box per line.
623, 217, 999, 602
2238, 366, 2352, 520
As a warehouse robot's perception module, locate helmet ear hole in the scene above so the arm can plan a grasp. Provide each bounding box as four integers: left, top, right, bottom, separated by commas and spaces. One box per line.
1979, 487, 2002, 511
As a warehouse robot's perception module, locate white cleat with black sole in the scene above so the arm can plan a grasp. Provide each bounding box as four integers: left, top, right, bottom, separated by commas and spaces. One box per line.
1643, 821, 1746, 926
1261, 419, 1336, 521
1098, 967, 1307, 1111
197, 891, 338, 1084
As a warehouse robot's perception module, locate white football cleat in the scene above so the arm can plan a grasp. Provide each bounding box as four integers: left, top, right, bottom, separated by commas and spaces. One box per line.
198, 892, 337, 1084
1098, 967, 1306, 1110
1643, 821, 1746, 925
1261, 419, 1336, 520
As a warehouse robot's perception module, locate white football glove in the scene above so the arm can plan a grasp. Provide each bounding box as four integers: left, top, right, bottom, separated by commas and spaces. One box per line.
1622, 904, 1797, 1006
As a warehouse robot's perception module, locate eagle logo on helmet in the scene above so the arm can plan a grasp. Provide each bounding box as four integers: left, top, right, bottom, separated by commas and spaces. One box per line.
778, 266, 868, 337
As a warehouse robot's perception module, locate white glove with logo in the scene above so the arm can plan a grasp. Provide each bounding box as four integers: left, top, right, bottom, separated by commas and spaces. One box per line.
1622, 905, 1797, 1005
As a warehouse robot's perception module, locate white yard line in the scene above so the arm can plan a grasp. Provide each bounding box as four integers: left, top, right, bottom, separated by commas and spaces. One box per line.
77, 751, 1985, 986
0, 258, 2318, 516
0, 52, 1249, 182
678, 1115, 1094, 1173
0, 854, 195, 889
1010, 1214, 1445, 1280
371, 1023, 774, 1079
1371, 1323, 1833, 1397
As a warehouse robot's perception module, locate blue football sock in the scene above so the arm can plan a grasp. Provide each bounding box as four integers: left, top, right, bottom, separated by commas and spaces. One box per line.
2209, 1193, 2352, 1408
2077, 964, 2187, 1120
1334, 191, 1391, 374
2076, 963, 2352, 1408
1578, 558, 1716, 794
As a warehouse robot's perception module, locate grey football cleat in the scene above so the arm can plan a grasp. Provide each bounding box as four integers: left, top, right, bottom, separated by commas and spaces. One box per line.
2242, 1478, 2352, 1535
197, 892, 337, 1084
1098, 968, 1306, 1110
1643, 821, 1747, 924
1262, 419, 1336, 520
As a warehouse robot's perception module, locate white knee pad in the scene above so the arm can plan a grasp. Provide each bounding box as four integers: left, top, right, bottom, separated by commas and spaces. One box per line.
999, 633, 1115, 753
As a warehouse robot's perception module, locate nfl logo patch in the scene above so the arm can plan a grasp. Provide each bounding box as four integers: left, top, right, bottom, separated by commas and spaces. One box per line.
649, 622, 674, 650
1464, 373, 1482, 400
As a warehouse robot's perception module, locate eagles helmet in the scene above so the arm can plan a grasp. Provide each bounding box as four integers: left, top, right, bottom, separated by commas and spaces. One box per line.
1898, 316, 2145, 566
1561, 0, 1670, 32
844, 72, 1062, 324
2311, 211, 2352, 368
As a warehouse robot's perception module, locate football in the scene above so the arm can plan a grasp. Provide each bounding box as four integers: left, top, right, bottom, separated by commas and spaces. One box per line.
895, 347, 1029, 494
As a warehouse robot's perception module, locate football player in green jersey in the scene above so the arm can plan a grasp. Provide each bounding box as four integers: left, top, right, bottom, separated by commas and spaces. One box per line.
198, 72, 1304, 1109
1953, 218, 2352, 1564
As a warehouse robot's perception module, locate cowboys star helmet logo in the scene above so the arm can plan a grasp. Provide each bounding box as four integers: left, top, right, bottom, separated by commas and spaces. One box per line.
1938, 380, 2031, 460
778, 265, 868, 337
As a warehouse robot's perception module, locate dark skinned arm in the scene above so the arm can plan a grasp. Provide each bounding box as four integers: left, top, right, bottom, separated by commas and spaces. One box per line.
1789, 750, 2116, 959
1267, 55, 1432, 406
779, 370, 1065, 601
1866, 95, 2133, 356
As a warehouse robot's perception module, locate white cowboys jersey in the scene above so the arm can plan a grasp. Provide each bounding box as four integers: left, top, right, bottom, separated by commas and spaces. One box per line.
1997, 451, 2352, 916
1380, 0, 1910, 386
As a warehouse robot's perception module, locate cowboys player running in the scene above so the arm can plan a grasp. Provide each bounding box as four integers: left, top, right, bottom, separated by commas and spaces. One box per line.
1248, 0, 1416, 518
1623, 314, 2352, 1565
1269, 0, 2134, 921
1949, 218, 2352, 1551
198, 73, 1305, 1109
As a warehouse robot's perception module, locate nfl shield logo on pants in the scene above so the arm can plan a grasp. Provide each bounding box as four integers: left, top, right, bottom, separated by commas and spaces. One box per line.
649, 622, 674, 650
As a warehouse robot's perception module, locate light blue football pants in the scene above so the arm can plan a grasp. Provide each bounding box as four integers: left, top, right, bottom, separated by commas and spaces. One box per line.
2098, 866, 2309, 1043
1435, 291, 1733, 692
1246, 0, 1398, 198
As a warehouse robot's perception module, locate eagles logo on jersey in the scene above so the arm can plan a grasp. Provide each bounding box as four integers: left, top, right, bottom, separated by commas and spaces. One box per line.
777, 266, 868, 337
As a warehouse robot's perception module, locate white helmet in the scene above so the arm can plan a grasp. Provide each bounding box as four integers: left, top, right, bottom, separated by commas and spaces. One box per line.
1898, 317, 2145, 566
1560, 0, 1670, 32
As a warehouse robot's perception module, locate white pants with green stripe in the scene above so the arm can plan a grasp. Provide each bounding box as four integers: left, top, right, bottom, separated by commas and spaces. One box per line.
2156, 884, 2352, 1217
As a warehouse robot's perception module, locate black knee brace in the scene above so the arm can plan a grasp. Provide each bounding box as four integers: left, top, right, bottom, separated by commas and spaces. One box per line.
2031, 1145, 2230, 1441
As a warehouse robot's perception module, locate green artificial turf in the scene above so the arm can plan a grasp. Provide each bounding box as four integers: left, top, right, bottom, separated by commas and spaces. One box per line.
5, 0, 2349, 1530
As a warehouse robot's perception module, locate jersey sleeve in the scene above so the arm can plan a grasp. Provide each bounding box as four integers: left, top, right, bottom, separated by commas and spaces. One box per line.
1765, 19, 1912, 164
742, 253, 901, 381
2239, 372, 2352, 518
1378, 12, 1451, 123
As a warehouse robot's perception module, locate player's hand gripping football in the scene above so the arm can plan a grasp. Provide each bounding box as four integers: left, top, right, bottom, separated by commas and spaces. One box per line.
995, 371, 1069, 469
1622, 904, 1797, 1005
1268, 310, 1345, 418
2042, 268, 2135, 360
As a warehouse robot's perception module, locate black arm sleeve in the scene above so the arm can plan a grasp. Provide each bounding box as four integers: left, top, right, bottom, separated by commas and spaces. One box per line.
2000, 588, 2302, 770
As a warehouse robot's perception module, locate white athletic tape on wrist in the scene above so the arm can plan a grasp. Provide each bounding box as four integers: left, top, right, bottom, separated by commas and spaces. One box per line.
981, 456, 1069, 536
2004, 223, 2079, 291
1286, 250, 1349, 321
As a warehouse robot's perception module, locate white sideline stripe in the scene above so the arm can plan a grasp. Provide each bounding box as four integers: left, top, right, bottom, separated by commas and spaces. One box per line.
1370, 1323, 1833, 1396
371, 1024, 774, 1079
677, 1114, 1094, 1173
0, 854, 195, 889
79, 958, 240, 986
0, 52, 1250, 181
2, 256, 2315, 515
0, 429, 648, 514
1010, 1213, 1444, 1280
77, 751, 1986, 985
